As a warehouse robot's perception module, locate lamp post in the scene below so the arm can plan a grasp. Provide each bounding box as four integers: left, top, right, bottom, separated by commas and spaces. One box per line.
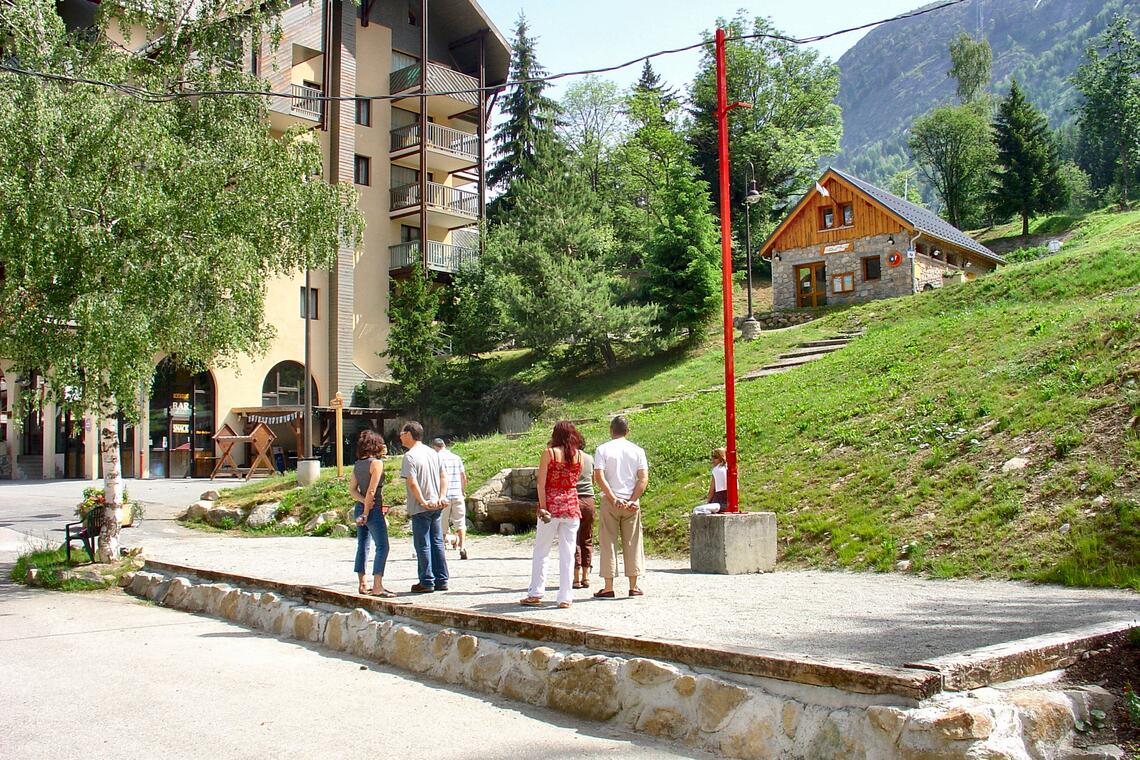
741, 163, 762, 341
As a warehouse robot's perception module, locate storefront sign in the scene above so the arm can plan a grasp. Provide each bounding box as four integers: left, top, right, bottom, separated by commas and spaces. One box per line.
822, 242, 852, 255
172, 423, 190, 434
170, 401, 191, 420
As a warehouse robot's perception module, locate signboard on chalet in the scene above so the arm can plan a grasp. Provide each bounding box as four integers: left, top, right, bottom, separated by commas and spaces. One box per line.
822, 242, 852, 255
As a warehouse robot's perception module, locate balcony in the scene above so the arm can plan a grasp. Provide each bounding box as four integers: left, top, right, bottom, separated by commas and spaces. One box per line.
389, 60, 479, 116
389, 240, 478, 275
268, 83, 323, 131
390, 122, 479, 174
390, 181, 479, 227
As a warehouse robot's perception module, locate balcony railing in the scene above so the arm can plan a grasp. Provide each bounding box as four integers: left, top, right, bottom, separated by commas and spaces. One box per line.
390, 181, 478, 218
290, 83, 323, 120
389, 240, 479, 274
390, 122, 479, 160
389, 61, 479, 107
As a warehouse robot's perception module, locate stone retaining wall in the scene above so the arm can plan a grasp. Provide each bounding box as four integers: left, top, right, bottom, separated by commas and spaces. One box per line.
126, 569, 1120, 760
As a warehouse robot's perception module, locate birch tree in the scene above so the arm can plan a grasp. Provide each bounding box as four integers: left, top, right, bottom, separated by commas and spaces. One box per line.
0, 0, 363, 559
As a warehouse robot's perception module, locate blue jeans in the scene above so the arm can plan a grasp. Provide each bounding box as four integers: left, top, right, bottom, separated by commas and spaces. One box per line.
354, 503, 389, 576
411, 510, 448, 588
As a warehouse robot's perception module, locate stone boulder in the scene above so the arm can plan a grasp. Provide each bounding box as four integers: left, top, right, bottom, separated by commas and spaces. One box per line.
303, 509, 340, 533
199, 490, 220, 501
204, 506, 242, 528
186, 500, 211, 521
246, 502, 279, 529
468, 467, 540, 531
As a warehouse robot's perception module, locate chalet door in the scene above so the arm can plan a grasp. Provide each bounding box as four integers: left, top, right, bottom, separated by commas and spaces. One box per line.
796, 262, 827, 307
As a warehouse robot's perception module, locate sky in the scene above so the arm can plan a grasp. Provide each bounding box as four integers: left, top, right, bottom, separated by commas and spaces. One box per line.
476, 0, 925, 98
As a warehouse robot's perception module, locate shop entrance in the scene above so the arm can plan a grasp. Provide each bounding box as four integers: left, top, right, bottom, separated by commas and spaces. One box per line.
149, 358, 215, 478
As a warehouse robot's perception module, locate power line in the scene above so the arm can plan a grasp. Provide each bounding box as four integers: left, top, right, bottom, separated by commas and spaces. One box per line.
0, 0, 970, 104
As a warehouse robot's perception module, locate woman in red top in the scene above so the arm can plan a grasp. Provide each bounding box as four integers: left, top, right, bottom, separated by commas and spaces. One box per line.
520, 420, 583, 609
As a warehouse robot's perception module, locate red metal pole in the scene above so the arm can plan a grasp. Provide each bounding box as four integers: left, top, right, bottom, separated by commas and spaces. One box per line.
715, 28, 740, 513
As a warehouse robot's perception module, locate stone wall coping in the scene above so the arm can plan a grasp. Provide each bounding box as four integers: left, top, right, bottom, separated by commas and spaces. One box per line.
906, 619, 1138, 691
142, 559, 938, 699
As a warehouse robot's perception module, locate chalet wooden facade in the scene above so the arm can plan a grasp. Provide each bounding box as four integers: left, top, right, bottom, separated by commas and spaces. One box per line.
760, 169, 1003, 309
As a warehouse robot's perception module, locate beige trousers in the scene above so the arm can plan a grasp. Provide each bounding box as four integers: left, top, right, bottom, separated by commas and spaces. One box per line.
598, 495, 645, 579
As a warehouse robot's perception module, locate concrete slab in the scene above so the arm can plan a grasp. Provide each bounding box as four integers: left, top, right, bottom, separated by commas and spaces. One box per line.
689, 512, 777, 574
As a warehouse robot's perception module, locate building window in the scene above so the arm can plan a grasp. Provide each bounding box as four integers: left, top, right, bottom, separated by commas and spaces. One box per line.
862, 256, 881, 281
831, 272, 855, 294
401, 225, 421, 243
355, 97, 371, 127
250, 44, 259, 76
261, 361, 317, 407
841, 203, 854, 226
819, 207, 835, 229
299, 287, 319, 319
354, 155, 370, 186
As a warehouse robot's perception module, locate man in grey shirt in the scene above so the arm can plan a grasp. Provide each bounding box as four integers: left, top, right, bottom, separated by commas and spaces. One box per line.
400, 421, 448, 592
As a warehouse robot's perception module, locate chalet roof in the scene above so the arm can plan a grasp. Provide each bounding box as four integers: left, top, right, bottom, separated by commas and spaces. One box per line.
830, 168, 1004, 264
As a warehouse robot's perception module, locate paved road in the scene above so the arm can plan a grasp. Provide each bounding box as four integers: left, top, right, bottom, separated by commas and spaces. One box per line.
3, 479, 1137, 667
0, 571, 705, 759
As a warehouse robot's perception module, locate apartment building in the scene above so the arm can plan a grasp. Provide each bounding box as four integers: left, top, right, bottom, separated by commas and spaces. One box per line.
0, 0, 509, 480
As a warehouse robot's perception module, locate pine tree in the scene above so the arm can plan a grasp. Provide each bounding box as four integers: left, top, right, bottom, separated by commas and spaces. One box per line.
382, 264, 441, 407
487, 12, 560, 217
633, 60, 676, 108
991, 80, 1066, 237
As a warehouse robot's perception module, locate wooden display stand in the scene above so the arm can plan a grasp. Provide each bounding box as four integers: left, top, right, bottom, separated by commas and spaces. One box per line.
211, 422, 278, 481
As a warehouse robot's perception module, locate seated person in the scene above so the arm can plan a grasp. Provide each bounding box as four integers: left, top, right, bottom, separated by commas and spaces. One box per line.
692, 447, 729, 515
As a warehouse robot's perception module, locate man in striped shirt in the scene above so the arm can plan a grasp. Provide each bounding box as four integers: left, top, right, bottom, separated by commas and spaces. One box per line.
432, 438, 469, 560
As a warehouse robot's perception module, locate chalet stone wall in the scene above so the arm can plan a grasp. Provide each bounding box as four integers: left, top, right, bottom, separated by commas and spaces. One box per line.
772, 233, 913, 309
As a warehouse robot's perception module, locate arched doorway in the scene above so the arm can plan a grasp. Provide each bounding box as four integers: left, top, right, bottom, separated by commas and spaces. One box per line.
149, 358, 216, 478
260, 362, 318, 465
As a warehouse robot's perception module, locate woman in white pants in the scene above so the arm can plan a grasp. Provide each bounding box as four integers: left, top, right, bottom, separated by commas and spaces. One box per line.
520, 421, 583, 609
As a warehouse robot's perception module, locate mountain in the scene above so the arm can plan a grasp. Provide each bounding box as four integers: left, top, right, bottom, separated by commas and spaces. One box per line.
834, 0, 1140, 184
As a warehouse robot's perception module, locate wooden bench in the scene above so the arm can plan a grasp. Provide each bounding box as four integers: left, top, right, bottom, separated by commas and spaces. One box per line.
64, 506, 105, 563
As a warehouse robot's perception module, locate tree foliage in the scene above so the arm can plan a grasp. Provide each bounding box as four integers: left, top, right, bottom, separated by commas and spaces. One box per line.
486, 12, 560, 217
948, 32, 993, 105
558, 75, 624, 193
909, 103, 996, 229
991, 80, 1066, 236
383, 265, 441, 406
689, 13, 842, 237
1071, 15, 1140, 206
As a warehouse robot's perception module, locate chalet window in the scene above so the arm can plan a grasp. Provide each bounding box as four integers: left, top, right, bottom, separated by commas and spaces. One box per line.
831, 272, 855, 294
819, 207, 835, 229
299, 287, 319, 319
354, 155, 370, 186
841, 203, 854, 226
355, 98, 371, 127
862, 256, 881, 281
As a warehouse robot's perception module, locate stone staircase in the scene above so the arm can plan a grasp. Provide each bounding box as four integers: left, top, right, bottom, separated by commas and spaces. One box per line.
15, 454, 42, 480
738, 332, 862, 382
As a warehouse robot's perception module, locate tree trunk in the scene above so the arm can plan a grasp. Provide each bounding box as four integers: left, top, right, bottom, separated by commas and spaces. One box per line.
600, 340, 617, 369
98, 417, 123, 562
1022, 212, 1030, 239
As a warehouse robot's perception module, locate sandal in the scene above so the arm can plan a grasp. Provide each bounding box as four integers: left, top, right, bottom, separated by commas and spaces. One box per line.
519, 597, 543, 607
629, 588, 644, 597
558, 602, 571, 609
369, 589, 397, 598
593, 589, 615, 599
572, 581, 584, 589
582, 578, 590, 588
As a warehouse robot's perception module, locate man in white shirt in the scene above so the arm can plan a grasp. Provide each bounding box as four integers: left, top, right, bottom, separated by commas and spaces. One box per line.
400, 421, 448, 593
431, 438, 469, 560
592, 415, 649, 598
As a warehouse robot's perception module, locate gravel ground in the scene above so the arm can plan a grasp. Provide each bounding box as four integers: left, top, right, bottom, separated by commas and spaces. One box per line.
3, 479, 1137, 667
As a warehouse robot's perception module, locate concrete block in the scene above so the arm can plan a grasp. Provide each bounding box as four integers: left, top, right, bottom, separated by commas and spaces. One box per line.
689, 512, 777, 574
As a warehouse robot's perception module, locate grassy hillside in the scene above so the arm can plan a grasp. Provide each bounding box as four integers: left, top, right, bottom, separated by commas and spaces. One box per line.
453, 209, 1140, 589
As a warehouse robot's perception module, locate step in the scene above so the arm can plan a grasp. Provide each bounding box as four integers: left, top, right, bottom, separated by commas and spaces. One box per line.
759, 354, 825, 371
796, 339, 850, 348
779, 345, 844, 360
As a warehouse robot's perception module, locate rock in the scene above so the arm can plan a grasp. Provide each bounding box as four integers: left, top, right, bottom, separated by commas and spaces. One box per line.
695, 676, 749, 732
331, 524, 352, 538
388, 626, 429, 672
932, 705, 994, 741
1002, 457, 1030, 473
279, 516, 300, 527
1064, 685, 1116, 720
673, 675, 697, 697
204, 506, 242, 528
1008, 690, 1073, 745
456, 635, 479, 661
782, 702, 802, 739
868, 705, 906, 743
303, 509, 339, 532
896, 560, 912, 572
432, 630, 459, 659
186, 501, 211, 521
246, 502, 279, 528
1060, 522, 1071, 534
1092, 495, 1106, 507
470, 646, 506, 690
501, 661, 547, 705
1065, 746, 1125, 760
200, 490, 220, 501
288, 607, 326, 643
625, 657, 679, 686
527, 647, 557, 671
323, 612, 350, 651
806, 715, 862, 760
636, 707, 688, 741
499, 522, 516, 536
547, 654, 620, 722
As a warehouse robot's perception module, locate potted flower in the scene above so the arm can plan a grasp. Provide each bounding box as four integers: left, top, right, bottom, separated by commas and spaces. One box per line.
76, 486, 144, 528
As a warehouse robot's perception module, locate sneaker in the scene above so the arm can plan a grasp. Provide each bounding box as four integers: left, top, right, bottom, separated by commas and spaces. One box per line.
459, 548, 468, 560
410, 583, 434, 593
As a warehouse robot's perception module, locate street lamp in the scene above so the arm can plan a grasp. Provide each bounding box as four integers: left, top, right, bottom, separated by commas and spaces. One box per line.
741, 162, 762, 339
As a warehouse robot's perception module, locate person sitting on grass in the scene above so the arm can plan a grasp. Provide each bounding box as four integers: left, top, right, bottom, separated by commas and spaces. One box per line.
692, 447, 729, 515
